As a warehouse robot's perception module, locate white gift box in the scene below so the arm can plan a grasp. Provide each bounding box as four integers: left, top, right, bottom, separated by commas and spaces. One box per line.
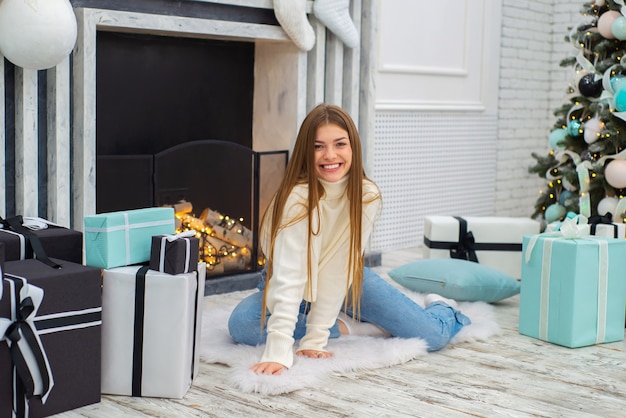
423, 216, 541, 279
590, 223, 626, 239
545, 216, 624, 239
101, 263, 206, 398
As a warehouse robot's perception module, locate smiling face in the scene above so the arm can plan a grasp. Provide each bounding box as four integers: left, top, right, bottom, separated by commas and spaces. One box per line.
314, 123, 353, 182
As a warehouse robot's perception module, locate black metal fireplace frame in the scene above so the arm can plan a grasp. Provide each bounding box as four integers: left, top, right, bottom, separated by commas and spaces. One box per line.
97, 140, 288, 292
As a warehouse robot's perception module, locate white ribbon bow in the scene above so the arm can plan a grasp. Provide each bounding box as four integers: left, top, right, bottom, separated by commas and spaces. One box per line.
525, 215, 589, 264
163, 230, 196, 242
159, 230, 196, 273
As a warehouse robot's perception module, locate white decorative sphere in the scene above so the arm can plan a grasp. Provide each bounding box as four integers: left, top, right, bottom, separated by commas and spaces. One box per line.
605, 159, 626, 188
597, 196, 619, 218
0, 0, 77, 70
583, 117, 604, 144
598, 10, 622, 39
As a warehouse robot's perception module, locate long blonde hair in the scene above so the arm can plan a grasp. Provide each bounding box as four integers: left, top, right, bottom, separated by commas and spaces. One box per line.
261, 103, 378, 323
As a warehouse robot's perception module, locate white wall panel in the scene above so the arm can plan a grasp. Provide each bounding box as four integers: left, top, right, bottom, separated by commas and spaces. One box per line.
371, 0, 501, 252
370, 112, 497, 251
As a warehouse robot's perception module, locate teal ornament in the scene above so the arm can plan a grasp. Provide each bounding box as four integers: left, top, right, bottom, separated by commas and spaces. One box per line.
544, 203, 567, 223
548, 128, 567, 149
564, 211, 577, 219
567, 120, 582, 136
559, 190, 574, 205
615, 87, 626, 111
610, 74, 626, 92
612, 16, 626, 40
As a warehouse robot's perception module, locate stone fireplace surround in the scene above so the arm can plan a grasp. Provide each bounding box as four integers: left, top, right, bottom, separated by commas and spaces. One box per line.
72, 2, 302, 225
73, 2, 304, 292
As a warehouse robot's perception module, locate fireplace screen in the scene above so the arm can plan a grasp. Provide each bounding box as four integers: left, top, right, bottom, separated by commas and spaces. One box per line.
97, 140, 288, 277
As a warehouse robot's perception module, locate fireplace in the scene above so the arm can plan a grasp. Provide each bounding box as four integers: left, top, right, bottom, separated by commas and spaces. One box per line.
97, 140, 288, 279
66, 5, 301, 291
92, 20, 291, 281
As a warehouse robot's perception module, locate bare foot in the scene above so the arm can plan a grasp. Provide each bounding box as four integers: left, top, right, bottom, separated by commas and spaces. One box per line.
337, 318, 350, 335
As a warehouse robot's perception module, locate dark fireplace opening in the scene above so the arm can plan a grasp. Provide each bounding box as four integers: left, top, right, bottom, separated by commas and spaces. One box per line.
97, 141, 287, 279
96, 31, 255, 154
94, 30, 288, 283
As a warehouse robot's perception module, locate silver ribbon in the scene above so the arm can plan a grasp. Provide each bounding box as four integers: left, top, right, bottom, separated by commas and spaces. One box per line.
84, 217, 175, 265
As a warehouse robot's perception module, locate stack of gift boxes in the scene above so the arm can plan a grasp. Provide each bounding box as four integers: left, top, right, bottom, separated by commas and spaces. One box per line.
1, 207, 206, 417
423, 214, 626, 349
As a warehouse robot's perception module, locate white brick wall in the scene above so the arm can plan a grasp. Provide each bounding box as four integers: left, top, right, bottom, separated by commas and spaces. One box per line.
496, 0, 580, 217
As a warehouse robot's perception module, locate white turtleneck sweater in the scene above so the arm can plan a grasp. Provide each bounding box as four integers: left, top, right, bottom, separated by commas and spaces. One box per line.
259, 176, 382, 368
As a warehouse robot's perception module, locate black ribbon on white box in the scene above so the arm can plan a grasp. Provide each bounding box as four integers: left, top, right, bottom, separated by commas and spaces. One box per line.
449, 216, 479, 262
588, 213, 619, 238
424, 216, 523, 263
0, 275, 54, 418
131, 266, 200, 397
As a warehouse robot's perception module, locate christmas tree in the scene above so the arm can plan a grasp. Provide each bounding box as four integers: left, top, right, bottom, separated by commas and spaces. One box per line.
530, 0, 626, 226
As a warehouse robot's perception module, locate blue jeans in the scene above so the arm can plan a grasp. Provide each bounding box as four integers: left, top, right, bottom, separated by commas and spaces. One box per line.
228, 267, 471, 351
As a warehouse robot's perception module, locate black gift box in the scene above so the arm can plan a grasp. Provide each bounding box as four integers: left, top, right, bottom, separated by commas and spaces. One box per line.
0, 221, 83, 264
149, 235, 199, 275
0, 242, 4, 277
0, 259, 102, 418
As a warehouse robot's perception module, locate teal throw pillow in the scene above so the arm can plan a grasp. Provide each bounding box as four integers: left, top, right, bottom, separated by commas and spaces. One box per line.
388, 258, 520, 303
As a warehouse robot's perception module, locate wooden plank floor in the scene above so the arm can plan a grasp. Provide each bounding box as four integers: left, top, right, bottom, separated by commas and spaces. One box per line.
58, 247, 626, 417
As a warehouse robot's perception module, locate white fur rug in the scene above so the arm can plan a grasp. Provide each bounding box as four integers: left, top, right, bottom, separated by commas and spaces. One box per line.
200, 291, 501, 395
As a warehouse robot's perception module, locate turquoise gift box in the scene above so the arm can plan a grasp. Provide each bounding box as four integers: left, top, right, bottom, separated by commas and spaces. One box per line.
84, 207, 175, 269
519, 233, 626, 348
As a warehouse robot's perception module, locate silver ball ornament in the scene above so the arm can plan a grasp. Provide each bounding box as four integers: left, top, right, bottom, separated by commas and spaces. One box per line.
604, 159, 626, 189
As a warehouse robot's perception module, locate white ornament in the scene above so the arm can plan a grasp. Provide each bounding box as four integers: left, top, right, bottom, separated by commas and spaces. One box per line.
604, 159, 626, 188
597, 196, 619, 218
562, 177, 578, 192
598, 10, 622, 39
0, 0, 77, 70
583, 117, 604, 144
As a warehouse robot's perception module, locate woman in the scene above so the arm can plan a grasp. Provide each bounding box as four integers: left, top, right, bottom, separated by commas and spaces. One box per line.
228, 104, 470, 375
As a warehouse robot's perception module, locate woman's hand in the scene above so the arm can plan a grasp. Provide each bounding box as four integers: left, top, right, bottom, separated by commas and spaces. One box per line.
250, 351, 333, 375
296, 349, 333, 359
251, 361, 286, 375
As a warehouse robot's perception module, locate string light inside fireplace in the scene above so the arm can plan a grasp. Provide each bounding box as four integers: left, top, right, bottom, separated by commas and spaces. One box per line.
167, 200, 262, 276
